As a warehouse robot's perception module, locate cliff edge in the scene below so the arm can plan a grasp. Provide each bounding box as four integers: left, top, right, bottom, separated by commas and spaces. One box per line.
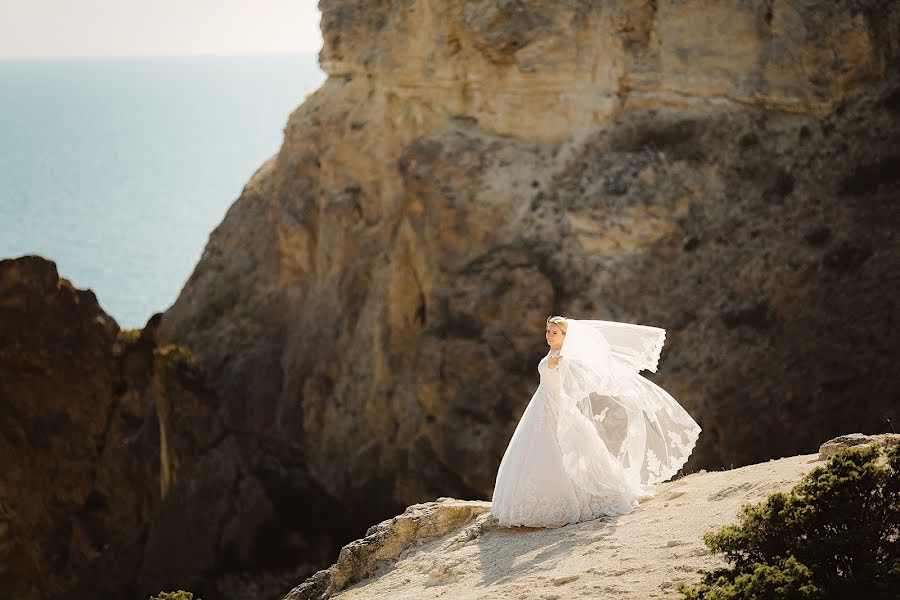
285, 434, 897, 600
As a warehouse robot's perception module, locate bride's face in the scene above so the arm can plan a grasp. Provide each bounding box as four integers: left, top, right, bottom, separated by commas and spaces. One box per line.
545, 323, 564, 350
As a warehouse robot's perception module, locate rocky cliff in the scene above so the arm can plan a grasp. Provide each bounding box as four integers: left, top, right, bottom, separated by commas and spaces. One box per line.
0, 257, 340, 600
5, 1, 899, 599
159, 0, 899, 563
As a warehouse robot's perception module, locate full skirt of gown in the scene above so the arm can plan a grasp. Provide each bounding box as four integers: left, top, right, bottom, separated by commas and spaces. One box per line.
490, 344, 701, 528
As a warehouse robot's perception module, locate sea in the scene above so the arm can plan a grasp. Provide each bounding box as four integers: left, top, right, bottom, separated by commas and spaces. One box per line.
0, 52, 325, 328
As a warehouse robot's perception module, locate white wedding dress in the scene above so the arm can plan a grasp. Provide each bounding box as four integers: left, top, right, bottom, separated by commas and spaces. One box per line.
490, 319, 702, 528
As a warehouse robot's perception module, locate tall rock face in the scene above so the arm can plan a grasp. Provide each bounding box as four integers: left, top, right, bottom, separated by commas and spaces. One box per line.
317, 0, 895, 142
0, 256, 130, 599
160, 0, 899, 568
0, 257, 339, 600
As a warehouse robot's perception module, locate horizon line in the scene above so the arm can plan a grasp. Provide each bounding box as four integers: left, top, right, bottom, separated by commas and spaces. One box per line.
0, 49, 323, 62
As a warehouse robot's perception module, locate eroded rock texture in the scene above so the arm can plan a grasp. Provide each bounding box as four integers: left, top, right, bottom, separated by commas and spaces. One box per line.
4, 2, 900, 599
162, 0, 899, 526
0, 257, 341, 600
0, 256, 131, 600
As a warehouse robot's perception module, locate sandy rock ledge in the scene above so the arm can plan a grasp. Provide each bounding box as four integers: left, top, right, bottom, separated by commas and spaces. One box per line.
284, 499, 491, 600
281, 438, 900, 600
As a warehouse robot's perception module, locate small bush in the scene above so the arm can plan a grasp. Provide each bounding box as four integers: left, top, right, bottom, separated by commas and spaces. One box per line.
154, 344, 202, 383
679, 439, 900, 599
119, 327, 143, 346
150, 592, 199, 600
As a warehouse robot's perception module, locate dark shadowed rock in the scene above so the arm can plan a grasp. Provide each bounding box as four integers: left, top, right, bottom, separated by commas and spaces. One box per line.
0, 257, 339, 600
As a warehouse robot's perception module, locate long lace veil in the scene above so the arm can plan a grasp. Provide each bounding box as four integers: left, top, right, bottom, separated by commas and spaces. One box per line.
556, 319, 701, 497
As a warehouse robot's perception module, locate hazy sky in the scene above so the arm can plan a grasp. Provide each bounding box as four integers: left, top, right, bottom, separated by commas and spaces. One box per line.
0, 0, 323, 59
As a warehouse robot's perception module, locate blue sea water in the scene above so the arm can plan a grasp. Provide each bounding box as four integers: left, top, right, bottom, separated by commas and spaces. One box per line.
0, 53, 325, 328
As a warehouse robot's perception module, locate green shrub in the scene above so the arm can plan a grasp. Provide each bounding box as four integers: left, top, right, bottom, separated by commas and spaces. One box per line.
119, 327, 142, 344
150, 592, 199, 600
155, 343, 202, 382
679, 439, 900, 599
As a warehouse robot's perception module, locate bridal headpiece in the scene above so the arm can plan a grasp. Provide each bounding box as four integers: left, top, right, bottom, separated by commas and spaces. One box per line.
546, 315, 569, 333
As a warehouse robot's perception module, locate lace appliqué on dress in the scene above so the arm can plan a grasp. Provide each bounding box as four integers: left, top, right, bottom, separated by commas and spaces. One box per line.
502, 471, 580, 528
501, 467, 631, 528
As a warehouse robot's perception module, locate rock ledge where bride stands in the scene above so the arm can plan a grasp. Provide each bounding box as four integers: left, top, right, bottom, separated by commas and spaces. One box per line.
285, 433, 897, 600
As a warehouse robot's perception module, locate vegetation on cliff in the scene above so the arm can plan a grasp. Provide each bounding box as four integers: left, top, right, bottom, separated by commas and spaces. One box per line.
150, 592, 199, 600
679, 440, 900, 599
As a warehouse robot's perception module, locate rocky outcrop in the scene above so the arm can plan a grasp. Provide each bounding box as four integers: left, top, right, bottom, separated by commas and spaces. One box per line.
284, 447, 838, 600
158, 0, 900, 556
0, 257, 342, 600
285, 499, 491, 600
818, 432, 900, 459
1, 255, 132, 600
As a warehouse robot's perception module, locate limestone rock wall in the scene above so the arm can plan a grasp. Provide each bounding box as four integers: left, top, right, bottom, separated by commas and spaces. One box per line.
157, 0, 900, 587
319, 0, 896, 142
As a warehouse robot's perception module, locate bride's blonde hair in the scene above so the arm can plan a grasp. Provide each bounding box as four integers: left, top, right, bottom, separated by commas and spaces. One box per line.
546, 315, 568, 334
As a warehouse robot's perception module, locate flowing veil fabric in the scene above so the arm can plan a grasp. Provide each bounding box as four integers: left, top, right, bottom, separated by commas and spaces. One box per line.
557, 319, 701, 496
490, 318, 701, 528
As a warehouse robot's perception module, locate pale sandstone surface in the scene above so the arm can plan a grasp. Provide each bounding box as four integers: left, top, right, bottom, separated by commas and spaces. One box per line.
286, 451, 827, 600
318, 0, 895, 142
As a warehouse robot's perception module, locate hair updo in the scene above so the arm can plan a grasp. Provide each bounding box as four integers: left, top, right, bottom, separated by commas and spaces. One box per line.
546, 315, 568, 334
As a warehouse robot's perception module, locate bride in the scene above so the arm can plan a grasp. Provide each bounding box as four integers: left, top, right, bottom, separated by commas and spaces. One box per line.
490, 315, 702, 528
